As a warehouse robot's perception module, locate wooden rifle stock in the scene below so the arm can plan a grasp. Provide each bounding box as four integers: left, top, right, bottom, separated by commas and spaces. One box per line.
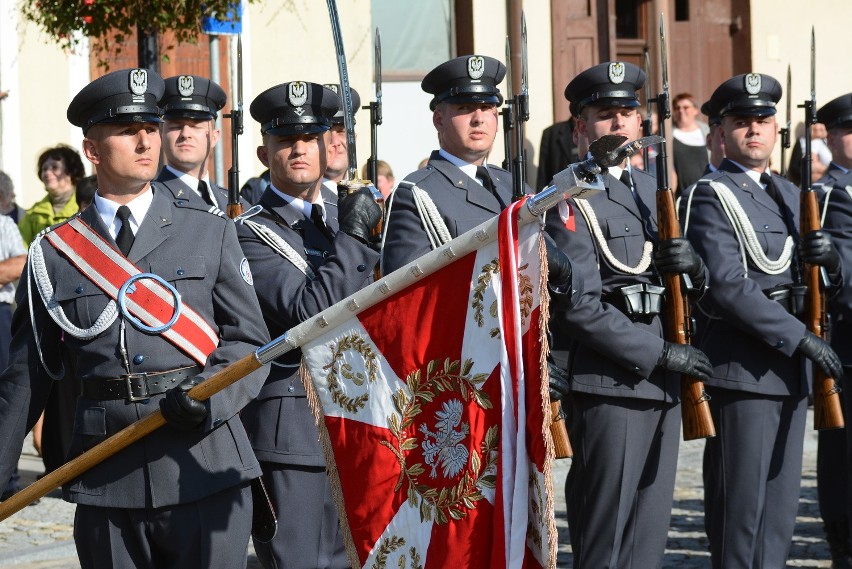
657, 188, 716, 440
550, 401, 572, 458
801, 189, 844, 430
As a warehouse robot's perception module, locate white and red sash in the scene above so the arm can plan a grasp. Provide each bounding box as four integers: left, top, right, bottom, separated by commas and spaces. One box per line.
46, 217, 218, 365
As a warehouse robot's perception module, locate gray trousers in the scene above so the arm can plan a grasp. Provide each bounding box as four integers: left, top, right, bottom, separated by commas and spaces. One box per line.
74, 482, 252, 569
253, 462, 348, 569
703, 387, 807, 569
565, 392, 680, 569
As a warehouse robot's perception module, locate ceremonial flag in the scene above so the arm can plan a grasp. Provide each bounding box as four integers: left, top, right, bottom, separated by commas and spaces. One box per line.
301, 199, 557, 569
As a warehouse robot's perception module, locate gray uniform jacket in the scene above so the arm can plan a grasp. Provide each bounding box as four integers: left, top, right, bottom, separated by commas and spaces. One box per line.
236, 185, 379, 467
382, 150, 513, 274
819, 167, 852, 365
546, 168, 676, 402
0, 183, 271, 508
682, 159, 808, 396
816, 163, 852, 194
156, 167, 247, 212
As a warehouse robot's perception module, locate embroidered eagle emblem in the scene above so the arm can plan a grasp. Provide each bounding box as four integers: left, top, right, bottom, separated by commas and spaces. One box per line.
419, 399, 470, 479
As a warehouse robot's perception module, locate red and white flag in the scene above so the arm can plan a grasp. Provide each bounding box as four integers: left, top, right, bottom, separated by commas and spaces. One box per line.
301, 200, 557, 569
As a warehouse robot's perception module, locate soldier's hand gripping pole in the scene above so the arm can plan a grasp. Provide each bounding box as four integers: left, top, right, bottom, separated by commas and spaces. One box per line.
654, 14, 715, 440
799, 27, 844, 430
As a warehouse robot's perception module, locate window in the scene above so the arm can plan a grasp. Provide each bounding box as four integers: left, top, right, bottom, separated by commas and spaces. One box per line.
372, 0, 453, 79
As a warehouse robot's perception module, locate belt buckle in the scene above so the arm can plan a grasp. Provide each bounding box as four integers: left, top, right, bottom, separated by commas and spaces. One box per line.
123, 373, 150, 402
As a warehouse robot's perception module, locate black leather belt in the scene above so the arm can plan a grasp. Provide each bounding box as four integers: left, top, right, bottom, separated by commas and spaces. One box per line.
603, 283, 666, 321
763, 284, 806, 317
82, 365, 201, 402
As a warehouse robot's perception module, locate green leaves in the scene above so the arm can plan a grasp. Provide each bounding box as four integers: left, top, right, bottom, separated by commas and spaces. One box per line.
21, 1, 255, 67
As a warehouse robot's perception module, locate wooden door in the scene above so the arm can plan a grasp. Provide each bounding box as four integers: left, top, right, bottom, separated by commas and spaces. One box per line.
550, 0, 610, 122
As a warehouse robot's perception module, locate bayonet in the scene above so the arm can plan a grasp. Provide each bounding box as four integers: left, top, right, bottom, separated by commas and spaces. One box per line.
781, 64, 791, 177
367, 27, 383, 184
225, 34, 244, 219
642, 49, 652, 168
510, 11, 529, 201
502, 35, 515, 171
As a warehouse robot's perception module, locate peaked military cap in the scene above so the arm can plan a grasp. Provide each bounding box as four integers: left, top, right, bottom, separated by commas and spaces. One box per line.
250, 82, 339, 136
161, 75, 227, 121
322, 84, 361, 125
709, 73, 781, 118
701, 100, 721, 126
564, 62, 645, 112
817, 93, 852, 130
67, 68, 164, 134
422, 55, 506, 111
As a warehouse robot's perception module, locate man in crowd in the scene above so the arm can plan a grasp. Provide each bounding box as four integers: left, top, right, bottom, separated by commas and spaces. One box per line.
682, 73, 844, 568
815, 92, 852, 569
236, 81, 382, 569
156, 74, 231, 209
545, 61, 713, 569
0, 68, 270, 568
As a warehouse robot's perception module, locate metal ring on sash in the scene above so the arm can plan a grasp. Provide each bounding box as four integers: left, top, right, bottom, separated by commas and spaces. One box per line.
117, 273, 182, 333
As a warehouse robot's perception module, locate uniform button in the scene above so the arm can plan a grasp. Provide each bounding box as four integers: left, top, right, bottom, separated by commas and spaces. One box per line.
357, 264, 367, 272
176, 200, 185, 206
176, 268, 185, 276
633, 366, 641, 372
287, 385, 295, 393
75, 285, 84, 294
775, 340, 785, 348
625, 227, 630, 232
133, 354, 145, 365
764, 224, 770, 229
213, 418, 223, 427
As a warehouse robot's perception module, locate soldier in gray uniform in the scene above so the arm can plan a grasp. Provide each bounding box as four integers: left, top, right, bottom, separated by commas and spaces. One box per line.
381, 54, 576, 408
157, 74, 231, 209
236, 81, 382, 569
681, 74, 844, 569
382, 55, 517, 274
0, 68, 271, 568
815, 93, 852, 568
544, 61, 713, 569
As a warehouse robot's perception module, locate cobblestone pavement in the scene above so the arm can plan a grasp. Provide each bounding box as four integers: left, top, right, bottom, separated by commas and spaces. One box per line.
0, 410, 833, 568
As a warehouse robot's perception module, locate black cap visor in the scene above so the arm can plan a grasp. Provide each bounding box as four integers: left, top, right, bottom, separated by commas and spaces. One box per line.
431, 84, 503, 110
263, 117, 331, 136
719, 98, 777, 118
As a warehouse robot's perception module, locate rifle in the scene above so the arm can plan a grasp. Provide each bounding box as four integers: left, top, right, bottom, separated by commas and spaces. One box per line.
780, 65, 792, 178
511, 12, 529, 203
224, 35, 244, 219
654, 14, 715, 440
799, 27, 844, 430
366, 27, 383, 186
326, 0, 384, 278
0, 155, 608, 521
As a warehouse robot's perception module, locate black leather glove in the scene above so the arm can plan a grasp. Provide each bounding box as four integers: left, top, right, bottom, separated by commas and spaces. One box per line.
655, 238, 706, 289
657, 341, 713, 382
338, 187, 383, 250
544, 234, 573, 290
798, 331, 844, 379
160, 376, 208, 430
798, 230, 841, 281
547, 361, 571, 402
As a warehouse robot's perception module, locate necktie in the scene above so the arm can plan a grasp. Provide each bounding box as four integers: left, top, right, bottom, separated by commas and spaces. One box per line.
476, 166, 495, 192
476, 165, 506, 209
619, 169, 634, 193
760, 172, 783, 208
115, 205, 134, 256
197, 180, 216, 207
310, 203, 335, 242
